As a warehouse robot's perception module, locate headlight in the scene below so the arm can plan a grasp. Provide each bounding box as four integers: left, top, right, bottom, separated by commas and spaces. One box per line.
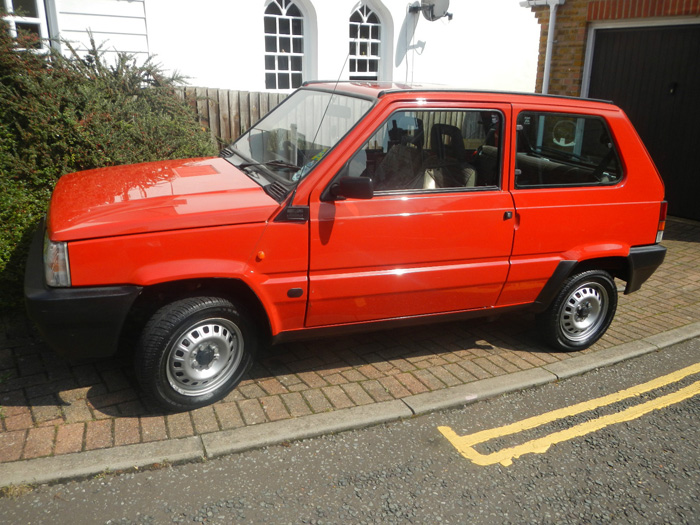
43, 234, 71, 287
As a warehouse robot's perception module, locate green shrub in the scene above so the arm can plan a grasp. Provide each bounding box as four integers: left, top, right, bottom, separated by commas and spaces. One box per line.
0, 17, 217, 311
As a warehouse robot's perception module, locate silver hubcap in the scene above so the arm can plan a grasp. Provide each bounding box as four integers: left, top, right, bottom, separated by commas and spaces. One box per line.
559, 282, 608, 342
166, 318, 243, 396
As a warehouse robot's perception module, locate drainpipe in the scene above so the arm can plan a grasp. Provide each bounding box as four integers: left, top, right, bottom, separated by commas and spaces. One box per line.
520, 0, 566, 94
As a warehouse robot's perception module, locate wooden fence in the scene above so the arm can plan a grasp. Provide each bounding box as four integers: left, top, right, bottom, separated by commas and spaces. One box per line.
178, 87, 288, 148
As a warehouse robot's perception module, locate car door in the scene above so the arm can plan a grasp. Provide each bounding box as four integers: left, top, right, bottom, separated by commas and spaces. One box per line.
306, 104, 516, 327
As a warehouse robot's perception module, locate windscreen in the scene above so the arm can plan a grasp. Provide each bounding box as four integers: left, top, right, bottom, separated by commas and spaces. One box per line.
230, 89, 374, 183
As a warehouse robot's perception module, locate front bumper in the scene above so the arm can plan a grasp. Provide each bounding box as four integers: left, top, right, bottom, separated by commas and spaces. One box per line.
24, 221, 142, 359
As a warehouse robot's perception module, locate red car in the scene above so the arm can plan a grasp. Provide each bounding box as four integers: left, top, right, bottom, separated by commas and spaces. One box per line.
25, 82, 667, 411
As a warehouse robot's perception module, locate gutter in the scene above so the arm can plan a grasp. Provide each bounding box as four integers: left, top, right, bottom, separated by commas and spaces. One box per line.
520, 0, 566, 94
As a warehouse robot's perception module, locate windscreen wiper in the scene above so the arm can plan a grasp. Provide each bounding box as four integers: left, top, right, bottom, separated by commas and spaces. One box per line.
239, 160, 300, 171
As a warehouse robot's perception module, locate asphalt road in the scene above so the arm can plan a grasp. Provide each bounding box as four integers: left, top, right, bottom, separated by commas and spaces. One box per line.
1, 338, 698, 524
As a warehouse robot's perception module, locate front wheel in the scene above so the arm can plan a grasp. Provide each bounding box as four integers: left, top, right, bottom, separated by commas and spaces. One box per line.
537, 270, 617, 352
135, 297, 256, 412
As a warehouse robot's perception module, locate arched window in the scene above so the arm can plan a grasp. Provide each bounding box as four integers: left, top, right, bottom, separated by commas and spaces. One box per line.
264, 0, 304, 90
349, 5, 381, 81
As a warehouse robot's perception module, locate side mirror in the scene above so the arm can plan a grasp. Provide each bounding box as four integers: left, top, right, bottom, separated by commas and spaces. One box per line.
334, 176, 374, 200
325, 176, 374, 201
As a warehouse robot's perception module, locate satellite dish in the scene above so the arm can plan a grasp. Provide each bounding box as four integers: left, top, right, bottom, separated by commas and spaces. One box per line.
421, 0, 451, 21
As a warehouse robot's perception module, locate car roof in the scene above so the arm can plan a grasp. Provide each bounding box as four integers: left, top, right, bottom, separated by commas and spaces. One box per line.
301, 81, 616, 109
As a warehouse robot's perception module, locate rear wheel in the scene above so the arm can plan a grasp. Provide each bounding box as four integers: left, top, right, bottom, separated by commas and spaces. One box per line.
537, 270, 617, 352
135, 296, 256, 412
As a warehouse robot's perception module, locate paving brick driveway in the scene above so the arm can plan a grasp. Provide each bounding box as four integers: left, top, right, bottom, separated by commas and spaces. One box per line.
1, 218, 698, 464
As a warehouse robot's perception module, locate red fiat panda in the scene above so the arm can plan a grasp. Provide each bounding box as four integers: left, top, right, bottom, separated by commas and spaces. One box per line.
25, 82, 667, 411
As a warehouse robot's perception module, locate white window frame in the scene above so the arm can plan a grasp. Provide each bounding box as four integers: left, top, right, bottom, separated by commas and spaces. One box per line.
264, 0, 306, 91
2, 0, 50, 51
349, 5, 381, 81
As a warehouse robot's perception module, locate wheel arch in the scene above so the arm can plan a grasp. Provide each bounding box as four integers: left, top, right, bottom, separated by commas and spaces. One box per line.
533, 256, 628, 312
119, 278, 272, 356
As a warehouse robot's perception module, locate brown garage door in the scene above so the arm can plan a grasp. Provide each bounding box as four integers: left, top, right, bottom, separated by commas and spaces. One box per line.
588, 24, 700, 221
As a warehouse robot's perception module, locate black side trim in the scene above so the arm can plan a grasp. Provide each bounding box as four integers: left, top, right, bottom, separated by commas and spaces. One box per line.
533, 260, 578, 312
24, 223, 142, 359
272, 305, 528, 345
625, 244, 666, 294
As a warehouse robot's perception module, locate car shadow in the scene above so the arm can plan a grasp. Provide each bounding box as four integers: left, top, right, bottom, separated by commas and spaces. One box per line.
0, 310, 547, 419
251, 313, 541, 382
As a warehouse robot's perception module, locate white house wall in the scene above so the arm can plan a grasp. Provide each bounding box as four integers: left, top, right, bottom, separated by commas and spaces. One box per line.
49, 0, 539, 92
399, 1, 540, 91
144, 0, 539, 92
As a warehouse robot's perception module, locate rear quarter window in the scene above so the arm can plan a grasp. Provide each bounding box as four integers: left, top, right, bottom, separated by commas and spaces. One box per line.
515, 112, 622, 189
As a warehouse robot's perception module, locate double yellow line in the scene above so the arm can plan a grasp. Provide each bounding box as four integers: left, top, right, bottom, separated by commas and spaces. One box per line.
439, 362, 700, 467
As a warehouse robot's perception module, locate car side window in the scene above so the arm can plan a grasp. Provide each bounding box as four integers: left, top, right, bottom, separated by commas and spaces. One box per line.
346, 109, 502, 192
515, 112, 623, 188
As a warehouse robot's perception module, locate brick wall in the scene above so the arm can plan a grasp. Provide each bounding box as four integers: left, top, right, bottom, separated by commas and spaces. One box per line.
526, 0, 700, 96
588, 0, 700, 20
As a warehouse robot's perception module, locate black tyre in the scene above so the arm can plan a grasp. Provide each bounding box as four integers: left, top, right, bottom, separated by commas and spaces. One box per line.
537, 270, 617, 352
135, 297, 256, 412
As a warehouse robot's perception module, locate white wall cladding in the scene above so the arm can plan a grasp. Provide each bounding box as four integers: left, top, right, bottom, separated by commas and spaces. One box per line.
49, 0, 538, 92
54, 0, 148, 58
